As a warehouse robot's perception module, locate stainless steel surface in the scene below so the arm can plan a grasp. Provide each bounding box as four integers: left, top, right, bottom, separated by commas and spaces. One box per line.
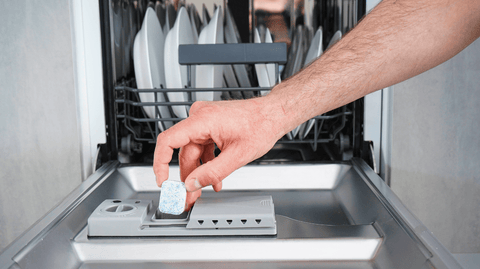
0, 160, 461, 268
363, 87, 393, 184
75, 215, 380, 261
351, 159, 462, 268
453, 254, 480, 269
364, 0, 393, 185
379, 87, 393, 185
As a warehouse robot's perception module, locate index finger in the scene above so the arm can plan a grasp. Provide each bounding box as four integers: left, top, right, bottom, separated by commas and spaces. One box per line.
153, 116, 212, 186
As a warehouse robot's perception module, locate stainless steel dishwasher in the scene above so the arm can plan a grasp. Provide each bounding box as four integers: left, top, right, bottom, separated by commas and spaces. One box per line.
0, 0, 463, 268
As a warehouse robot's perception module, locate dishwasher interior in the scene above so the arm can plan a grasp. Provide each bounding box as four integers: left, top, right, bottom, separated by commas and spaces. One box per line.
97, 0, 371, 167
0, 161, 459, 268
0, 1, 462, 268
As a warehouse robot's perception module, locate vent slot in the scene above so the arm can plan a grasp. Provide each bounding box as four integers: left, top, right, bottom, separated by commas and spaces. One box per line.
226, 219, 233, 225
212, 220, 218, 225
198, 220, 204, 225
241, 219, 247, 224
255, 219, 262, 224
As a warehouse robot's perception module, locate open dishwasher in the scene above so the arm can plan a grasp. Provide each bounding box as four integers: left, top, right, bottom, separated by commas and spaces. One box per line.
0, 0, 462, 268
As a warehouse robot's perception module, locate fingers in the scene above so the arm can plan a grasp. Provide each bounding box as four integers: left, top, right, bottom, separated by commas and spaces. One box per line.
179, 143, 204, 209
200, 143, 222, 192
201, 143, 215, 164
184, 147, 244, 192
154, 116, 211, 187
179, 143, 203, 181
213, 181, 222, 192
185, 189, 202, 211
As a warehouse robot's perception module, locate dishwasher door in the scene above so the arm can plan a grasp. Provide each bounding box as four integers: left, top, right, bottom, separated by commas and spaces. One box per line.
0, 159, 461, 269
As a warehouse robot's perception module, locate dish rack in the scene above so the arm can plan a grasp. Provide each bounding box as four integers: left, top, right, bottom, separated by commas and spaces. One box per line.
114, 43, 356, 162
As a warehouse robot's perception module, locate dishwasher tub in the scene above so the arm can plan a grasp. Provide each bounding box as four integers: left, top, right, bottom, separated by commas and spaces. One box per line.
0, 159, 461, 268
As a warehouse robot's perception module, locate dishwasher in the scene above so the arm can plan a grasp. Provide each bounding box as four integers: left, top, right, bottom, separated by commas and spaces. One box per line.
0, 0, 462, 268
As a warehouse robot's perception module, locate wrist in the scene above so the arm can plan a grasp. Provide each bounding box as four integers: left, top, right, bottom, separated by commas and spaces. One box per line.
257, 85, 301, 138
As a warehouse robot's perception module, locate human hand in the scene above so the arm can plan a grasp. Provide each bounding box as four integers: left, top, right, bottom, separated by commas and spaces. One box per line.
153, 97, 286, 210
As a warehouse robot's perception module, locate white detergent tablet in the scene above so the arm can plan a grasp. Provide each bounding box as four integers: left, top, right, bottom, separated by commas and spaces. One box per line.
159, 180, 187, 215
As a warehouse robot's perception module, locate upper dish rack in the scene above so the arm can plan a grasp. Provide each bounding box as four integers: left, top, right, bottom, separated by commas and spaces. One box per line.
114, 43, 354, 161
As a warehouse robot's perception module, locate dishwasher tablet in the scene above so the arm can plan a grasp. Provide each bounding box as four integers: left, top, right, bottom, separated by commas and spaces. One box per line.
159, 180, 187, 215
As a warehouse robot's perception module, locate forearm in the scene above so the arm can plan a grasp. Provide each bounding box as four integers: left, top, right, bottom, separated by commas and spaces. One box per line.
263, 0, 480, 135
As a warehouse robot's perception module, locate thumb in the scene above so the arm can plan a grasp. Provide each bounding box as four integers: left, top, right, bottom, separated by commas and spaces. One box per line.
184, 149, 243, 192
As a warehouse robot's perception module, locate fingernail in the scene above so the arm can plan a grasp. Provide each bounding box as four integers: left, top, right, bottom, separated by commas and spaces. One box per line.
194, 178, 202, 189
187, 178, 202, 192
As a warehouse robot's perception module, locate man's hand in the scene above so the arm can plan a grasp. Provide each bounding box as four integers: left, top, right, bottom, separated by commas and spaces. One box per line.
153, 0, 480, 211
153, 98, 287, 210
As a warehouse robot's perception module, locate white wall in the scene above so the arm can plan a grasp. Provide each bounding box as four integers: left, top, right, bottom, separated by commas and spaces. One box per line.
391, 38, 480, 253
0, 0, 82, 252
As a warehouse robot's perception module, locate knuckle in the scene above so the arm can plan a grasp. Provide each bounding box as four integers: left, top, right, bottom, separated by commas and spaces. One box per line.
156, 131, 167, 145
153, 165, 160, 175
178, 148, 190, 164
206, 167, 223, 186
190, 101, 205, 114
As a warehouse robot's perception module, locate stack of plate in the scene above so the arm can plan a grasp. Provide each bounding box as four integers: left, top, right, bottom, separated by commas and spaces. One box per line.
134, 3, 247, 129
133, 2, 344, 140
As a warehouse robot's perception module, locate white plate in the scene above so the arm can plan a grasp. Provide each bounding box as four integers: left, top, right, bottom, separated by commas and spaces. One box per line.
265, 28, 276, 87
327, 30, 342, 49
289, 26, 306, 138
282, 26, 300, 79
292, 25, 306, 76
164, 6, 195, 119
221, 76, 232, 99
303, 29, 341, 139
304, 27, 323, 64
163, 1, 176, 35
299, 29, 341, 140
254, 27, 291, 139
224, 5, 241, 43
262, 28, 283, 96
195, 6, 224, 101
202, 4, 211, 29
282, 28, 303, 139
299, 27, 324, 139
224, 65, 244, 99
133, 7, 173, 131
224, 5, 253, 99
189, 4, 202, 34
154, 1, 166, 33
254, 28, 271, 94
188, 4, 200, 44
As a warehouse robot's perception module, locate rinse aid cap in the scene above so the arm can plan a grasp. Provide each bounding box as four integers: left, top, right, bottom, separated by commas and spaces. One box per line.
159, 179, 187, 215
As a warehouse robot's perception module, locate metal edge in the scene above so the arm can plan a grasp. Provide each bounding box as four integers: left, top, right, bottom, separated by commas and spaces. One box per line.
363, 90, 382, 174
70, 0, 107, 181
0, 161, 120, 269
350, 158, 462, 269
379, 87, 393, 185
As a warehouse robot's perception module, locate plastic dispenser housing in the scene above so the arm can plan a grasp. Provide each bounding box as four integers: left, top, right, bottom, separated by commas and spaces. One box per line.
88, 196, 277, 237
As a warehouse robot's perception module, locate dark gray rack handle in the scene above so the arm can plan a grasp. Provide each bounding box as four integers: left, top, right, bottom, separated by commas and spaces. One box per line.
178, 43, 287, 65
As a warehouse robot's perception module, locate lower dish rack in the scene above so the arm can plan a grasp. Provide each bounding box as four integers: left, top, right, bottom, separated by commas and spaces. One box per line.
115, 83, 354, 160
114, 43, 356, 162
